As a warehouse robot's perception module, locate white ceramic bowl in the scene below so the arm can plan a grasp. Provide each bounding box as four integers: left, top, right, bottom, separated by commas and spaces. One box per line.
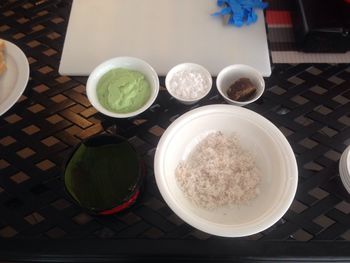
86, 57, 159, 118
154, 105, 298, 237
165, 63, 212, 105
339, 146, 350, 193
216, 64, 265, 106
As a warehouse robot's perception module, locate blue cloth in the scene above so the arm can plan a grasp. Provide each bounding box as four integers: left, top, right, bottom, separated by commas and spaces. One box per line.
212, 0, 268, 27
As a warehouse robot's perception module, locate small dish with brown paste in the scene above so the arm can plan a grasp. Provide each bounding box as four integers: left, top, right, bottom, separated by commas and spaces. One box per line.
216, 64, 265, 106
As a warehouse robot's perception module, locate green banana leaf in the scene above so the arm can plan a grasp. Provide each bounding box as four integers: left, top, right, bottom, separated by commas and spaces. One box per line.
64, 141, 140, 211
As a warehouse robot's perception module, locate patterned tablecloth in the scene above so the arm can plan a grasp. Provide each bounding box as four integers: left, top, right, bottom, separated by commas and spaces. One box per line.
0, 0, 350, 261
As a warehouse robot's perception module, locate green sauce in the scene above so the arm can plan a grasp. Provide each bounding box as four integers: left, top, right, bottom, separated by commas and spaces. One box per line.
97, 68, 151, 113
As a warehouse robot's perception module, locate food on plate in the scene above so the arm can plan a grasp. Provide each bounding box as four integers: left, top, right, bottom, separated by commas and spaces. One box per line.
96, 68, 151, 113
0, 39, 6, 75
227, 78, 257, 101
175, 131, 261, 210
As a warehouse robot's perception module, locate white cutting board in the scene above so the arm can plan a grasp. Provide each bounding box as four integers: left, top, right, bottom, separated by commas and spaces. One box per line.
59, 0, 271, 76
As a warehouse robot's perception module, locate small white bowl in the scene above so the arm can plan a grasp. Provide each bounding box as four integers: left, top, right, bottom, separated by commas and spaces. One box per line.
165, 63, 212, 105
86, 57, 159, 118
216, 64, 265, 106
154, 105, 298, 237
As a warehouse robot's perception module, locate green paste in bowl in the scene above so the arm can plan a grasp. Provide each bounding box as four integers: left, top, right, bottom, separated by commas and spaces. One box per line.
97, 68, 151, 113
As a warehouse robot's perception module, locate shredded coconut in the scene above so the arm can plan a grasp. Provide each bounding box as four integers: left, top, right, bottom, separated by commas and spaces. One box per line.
175, 132, 261, 210
168, 69, 210, 100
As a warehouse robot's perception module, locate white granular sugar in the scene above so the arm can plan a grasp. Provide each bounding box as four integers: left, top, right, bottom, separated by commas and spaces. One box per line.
175, 132, 261, 210
168, 70, 210, 100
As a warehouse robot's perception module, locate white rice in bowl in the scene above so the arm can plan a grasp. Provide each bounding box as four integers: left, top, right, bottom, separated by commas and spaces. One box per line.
175, 131, 261, 210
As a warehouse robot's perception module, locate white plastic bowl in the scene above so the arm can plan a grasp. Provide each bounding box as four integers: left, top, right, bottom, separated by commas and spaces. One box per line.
154, 105, 298, 237
165, 63, 212, 105
86, 57, 159, 118
216, 64, 265, 106
339, 145, 350, 193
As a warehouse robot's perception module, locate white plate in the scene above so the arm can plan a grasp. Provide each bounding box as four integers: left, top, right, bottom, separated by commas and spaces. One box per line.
154, 105, 298, 237
0, 40, 29, 115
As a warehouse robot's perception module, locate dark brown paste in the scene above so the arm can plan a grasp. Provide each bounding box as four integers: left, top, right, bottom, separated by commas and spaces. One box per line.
227, 78, 257, 101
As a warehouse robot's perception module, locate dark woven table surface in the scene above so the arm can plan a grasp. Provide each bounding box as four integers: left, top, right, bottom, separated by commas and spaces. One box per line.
0, 0, 350, 261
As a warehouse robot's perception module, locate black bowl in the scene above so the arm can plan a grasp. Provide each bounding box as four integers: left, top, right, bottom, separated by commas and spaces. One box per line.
63, 134, 145, 215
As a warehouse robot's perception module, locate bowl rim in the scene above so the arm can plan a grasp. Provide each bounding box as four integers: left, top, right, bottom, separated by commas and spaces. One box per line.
86, 56, 160, 118
165, 62, 212, 103
339, 146, 350, 191
216, 64, 265, 105
154, 104, 298, 237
